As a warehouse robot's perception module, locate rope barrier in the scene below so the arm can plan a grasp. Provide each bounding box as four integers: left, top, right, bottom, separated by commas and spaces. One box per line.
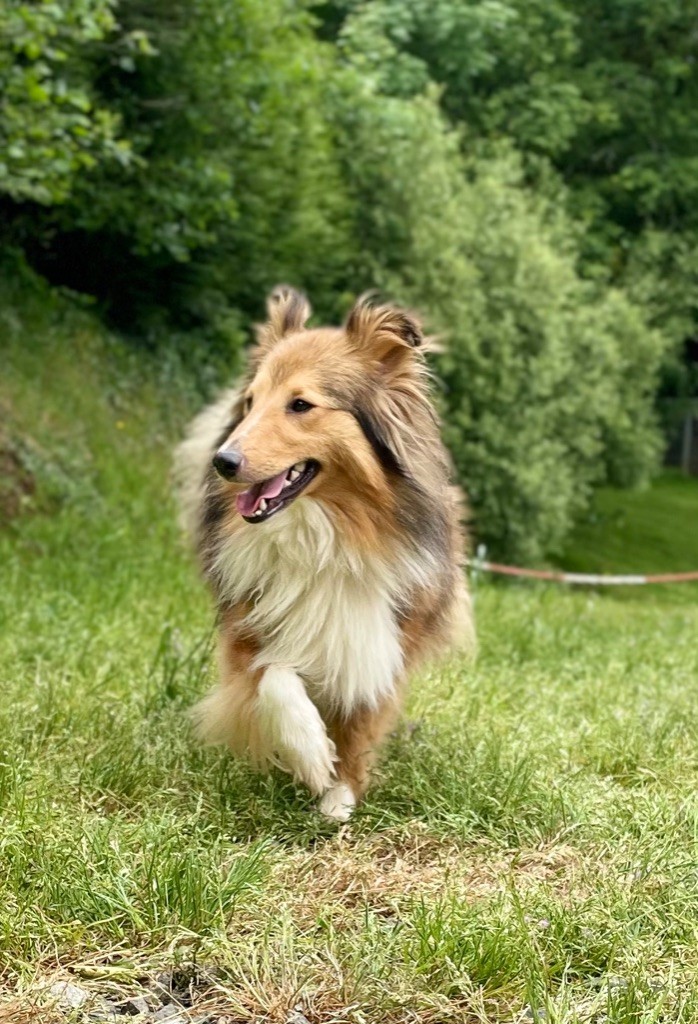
468, 557, 698, 586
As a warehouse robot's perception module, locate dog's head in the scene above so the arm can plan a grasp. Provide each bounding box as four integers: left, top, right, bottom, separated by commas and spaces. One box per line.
212, 286, 439, 525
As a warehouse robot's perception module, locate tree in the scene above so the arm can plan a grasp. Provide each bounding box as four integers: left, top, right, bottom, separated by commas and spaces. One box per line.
332, 84, 664, 557
0, 0, 135, 204
0, 0, 676, 559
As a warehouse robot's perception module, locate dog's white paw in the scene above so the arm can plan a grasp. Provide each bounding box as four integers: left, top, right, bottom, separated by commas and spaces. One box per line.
256, 666, 336, 796
319, 782, 356, 822
293, 735, 337, 797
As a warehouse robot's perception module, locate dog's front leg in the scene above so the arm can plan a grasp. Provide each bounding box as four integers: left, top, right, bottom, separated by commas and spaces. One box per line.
319, 692, 401, 821
255, 666, 337, 796
192, 657, 336, 795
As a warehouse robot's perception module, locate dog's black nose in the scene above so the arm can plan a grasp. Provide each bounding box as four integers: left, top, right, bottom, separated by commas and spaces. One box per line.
212, 447, 242, 480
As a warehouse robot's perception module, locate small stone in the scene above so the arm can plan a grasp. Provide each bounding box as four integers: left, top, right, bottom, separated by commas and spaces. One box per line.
88, 1001, 121, 1023
153, 1005, 186, 1023
286, 1010, 312, 1024
151, 973, 174, 996
49, 981, 91, 1010
523, 1008, 548, 1021
123, 995, 151, 1016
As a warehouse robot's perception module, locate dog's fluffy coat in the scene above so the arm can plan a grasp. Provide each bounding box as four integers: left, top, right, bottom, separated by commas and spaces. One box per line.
175, 287, 472, 819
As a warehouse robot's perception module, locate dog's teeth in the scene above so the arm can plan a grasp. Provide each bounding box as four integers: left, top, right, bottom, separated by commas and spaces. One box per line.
259, 498, 267, 512
290, 468, 300, 481
297, 461, 307, 472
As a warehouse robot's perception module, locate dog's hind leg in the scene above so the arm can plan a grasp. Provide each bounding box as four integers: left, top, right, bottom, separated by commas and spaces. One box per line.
191, 665, 259, 754
191, 609, 263, 757
320, 693, 401, 821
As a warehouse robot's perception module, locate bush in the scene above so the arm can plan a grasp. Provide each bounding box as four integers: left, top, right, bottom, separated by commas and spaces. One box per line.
333, 89, 665, 559
0, 0, 135, 205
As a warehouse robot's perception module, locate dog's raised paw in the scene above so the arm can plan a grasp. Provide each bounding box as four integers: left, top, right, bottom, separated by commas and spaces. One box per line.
319, 782, 356, 822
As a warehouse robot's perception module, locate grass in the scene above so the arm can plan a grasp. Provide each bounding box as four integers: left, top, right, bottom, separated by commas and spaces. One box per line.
561, 471, 698, 578
2, 279, 698, 1022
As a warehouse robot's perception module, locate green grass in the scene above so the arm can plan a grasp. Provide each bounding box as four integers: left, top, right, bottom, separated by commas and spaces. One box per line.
2, 281, 698, 1023
562, 471, 698, 577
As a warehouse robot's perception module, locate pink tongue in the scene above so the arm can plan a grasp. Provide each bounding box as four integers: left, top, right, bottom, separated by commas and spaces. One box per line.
236, 469, 288, 516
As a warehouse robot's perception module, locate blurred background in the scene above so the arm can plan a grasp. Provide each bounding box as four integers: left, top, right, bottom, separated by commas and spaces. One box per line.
3, 5, 698, 1018
2, 0, 697, 563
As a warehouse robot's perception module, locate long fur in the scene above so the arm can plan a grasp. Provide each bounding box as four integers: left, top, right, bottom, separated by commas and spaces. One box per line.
175, 288, 473, 818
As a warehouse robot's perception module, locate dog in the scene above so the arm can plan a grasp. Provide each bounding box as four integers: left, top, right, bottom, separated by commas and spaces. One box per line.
175, 287, 472, 820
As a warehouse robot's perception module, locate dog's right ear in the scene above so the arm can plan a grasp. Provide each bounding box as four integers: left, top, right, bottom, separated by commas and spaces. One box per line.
255, 285, 311, 354
345, 295, 424, 365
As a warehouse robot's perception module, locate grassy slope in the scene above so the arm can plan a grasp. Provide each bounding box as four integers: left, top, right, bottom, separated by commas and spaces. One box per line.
2, 281, 698, 1023
561, 472, 698, 577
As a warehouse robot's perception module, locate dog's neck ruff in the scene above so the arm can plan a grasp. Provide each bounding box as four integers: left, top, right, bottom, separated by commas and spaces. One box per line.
213, 499, 432, 714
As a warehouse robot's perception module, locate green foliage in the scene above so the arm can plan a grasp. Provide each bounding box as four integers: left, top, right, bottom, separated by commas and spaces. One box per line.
1, 0, 690, 558
333, 0, 698, 371
11, 0, 355, 343
431, 181, 663, 558
331, 87, 664, 557
0, 0, 136, 204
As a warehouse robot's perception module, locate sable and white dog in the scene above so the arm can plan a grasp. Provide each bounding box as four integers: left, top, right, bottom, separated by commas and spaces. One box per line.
175, 287, 472, 820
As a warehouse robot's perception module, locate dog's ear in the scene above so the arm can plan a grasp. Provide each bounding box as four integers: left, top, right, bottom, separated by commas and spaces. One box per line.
345, 295, 423, 371
255, 285, 311, 352
346, 297, 432, 480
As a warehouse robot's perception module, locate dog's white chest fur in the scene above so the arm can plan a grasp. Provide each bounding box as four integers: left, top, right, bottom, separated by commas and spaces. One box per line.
215, 500, 408, 713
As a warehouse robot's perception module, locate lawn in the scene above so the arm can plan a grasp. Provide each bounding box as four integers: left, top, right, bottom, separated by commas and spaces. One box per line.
2, 284, 698, 1023
561, 472, 698, 580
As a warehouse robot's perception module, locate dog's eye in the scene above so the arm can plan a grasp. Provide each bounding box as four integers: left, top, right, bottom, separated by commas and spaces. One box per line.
288, 398, 314, 413
243, 395, 253, 415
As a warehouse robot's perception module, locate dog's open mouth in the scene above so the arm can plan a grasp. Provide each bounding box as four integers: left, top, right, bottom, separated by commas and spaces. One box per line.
236, 460, 320, 523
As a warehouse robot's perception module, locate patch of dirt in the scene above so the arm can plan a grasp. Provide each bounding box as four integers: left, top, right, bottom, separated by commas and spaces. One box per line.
271, 823, 587, 924
3, 835, 591, 1024
2, 965, 227, 1024
0, 425, 37, 525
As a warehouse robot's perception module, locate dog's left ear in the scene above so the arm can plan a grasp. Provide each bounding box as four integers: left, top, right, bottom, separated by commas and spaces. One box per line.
345, 296, 423, 372
255, 285, 312, 353
345, 297, 431, 480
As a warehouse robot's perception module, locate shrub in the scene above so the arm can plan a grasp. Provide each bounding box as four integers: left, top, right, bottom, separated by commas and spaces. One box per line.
334, 90, 665, 559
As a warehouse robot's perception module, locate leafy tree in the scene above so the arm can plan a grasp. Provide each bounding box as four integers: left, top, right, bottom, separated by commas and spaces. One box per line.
333, 85, 664, 557
0, 0, 680, 559
0, 0, 137, 204
11, 0, 356, 345
329, 0, 698, 368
